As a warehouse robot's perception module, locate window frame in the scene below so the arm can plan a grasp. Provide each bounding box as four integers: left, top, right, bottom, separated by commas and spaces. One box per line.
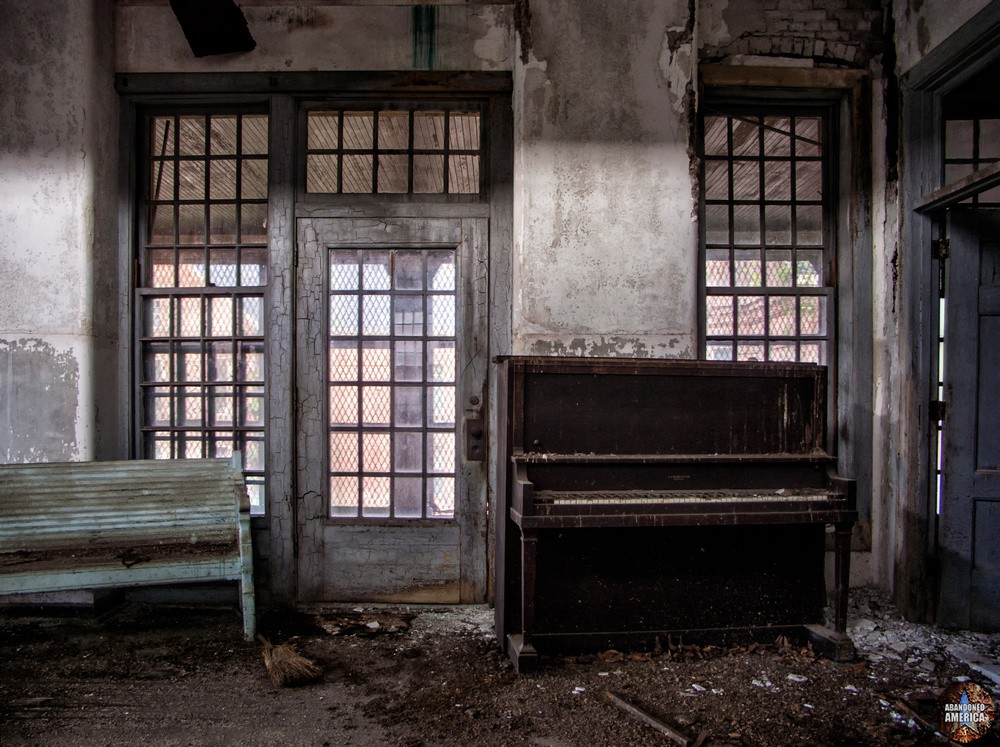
117, 73, 514, 604
698, 101, 839, 368
133, 105, 271, 514
698, 67, 874, 542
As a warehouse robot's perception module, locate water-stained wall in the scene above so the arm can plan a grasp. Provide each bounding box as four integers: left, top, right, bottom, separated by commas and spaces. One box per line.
513, 0, 698, 358
117, 3, 514, 72
0, 0, 119, 463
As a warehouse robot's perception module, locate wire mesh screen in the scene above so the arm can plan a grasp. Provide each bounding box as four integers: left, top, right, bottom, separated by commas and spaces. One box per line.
702, 110, 833, 364
327, 248, 458, 520
139, 112, 268, 514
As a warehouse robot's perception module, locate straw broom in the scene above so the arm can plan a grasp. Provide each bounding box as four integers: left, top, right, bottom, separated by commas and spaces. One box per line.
258, 635, 323, 687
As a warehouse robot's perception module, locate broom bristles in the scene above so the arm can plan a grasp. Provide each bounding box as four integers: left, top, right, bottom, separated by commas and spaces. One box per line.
258, 635, 323, 687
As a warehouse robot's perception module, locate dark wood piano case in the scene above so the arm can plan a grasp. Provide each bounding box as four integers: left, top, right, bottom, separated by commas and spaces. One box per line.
495, 356, 857, 672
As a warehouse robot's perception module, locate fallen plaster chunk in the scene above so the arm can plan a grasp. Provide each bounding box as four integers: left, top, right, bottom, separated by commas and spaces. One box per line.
946, 644, 1000, 686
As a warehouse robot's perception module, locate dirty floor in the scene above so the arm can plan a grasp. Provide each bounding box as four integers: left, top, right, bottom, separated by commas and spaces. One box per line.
1, 588, 999, 746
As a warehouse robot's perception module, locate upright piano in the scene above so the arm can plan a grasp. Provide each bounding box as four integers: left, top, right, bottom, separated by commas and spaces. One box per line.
494, 356, 857, 672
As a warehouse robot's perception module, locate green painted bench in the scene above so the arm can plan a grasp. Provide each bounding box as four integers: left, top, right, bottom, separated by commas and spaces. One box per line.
0, 454, 255, 640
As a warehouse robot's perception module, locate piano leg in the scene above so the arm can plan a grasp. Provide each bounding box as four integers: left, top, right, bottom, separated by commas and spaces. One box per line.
805, 521, 855, 661
509, 529, 539, 673
833, 521, 852, 636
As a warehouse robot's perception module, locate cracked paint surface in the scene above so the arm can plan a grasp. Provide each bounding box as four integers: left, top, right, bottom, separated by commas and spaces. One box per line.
0, 339, 79, 462
513, 0, 697, 358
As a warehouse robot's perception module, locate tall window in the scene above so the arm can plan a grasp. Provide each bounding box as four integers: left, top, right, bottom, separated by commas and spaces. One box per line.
701, 106, 834, 365
137, 111, 268, 514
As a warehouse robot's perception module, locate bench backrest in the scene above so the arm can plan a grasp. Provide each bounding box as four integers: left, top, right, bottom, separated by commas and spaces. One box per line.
0, 457, 247, 552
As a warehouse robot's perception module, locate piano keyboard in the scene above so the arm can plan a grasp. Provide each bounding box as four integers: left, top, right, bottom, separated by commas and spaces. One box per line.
535, 487, 838, 505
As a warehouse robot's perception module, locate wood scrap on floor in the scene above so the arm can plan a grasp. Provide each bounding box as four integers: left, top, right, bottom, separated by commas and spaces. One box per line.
605, 691, 690, 745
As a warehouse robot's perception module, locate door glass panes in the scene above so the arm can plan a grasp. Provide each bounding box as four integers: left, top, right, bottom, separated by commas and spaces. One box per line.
943, 118, 1000, 205
140, 112, 268, 514
702, 109, 832, 364
328, 249, 458, 519
306, 108, 481, 196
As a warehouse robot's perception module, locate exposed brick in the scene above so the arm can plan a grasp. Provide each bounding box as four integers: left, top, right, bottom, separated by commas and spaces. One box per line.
814, 39, 826, 56
802, 38, 815, 57
776, 0, 813, 11
789, 9, 829, 22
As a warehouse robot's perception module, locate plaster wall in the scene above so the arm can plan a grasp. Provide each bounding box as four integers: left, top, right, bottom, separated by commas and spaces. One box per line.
0, 0, 119, 462
893, 0, 992, 74
513, 0, 698, 358
116, 4, 514, 72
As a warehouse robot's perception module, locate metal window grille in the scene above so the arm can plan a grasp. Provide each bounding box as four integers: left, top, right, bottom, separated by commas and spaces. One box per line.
943, 117, 1000, 206
701, 108, 834, 364
138, 112, 268, 514
305, 108, 482, 195
327, 249, 458, 520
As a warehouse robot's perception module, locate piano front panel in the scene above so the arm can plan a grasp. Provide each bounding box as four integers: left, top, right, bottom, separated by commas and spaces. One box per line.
518, 362, 826, 456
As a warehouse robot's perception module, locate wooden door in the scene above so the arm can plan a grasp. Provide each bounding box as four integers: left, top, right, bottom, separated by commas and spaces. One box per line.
939, 209, 1000, 630
295, 217, 488, 602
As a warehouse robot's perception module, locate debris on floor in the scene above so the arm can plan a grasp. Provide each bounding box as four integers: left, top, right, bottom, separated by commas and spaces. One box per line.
2, 588, 999, 746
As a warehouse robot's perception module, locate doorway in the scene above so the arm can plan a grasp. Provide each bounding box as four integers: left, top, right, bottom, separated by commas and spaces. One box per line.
938, 209, 1000, 629
294, 217, 489, 602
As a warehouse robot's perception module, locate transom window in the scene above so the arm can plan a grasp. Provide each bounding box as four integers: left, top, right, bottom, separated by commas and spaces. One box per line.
138, 111, 268, 513
944, 117, 1000, 206
305, 107, 482, 195
701, 107, 834, 364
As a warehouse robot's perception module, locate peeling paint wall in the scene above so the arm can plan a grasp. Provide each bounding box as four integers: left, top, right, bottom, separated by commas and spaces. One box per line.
513, 0, 698, 358
116, 4, 514, 72
0, 340, 80, 462
893, 0, 991, 74
0, 0, 119, 462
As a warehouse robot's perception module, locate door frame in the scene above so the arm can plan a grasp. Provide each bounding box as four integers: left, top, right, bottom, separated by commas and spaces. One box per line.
896, 4, 1000, 620
118, 73, 513, 604
272, 89, 512, 603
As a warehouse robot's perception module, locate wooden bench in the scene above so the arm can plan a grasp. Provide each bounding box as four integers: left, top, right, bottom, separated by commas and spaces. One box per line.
0, 454, 255, 640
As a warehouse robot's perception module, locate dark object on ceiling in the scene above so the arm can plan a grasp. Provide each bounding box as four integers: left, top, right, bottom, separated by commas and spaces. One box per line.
169, 0, 256, 58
